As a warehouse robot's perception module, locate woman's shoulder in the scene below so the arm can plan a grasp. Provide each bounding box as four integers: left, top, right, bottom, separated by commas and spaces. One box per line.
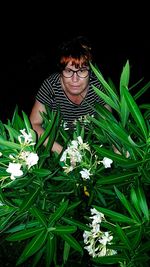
46, 72, 60, 85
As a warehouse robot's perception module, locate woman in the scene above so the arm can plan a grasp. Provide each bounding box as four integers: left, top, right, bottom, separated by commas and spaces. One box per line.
30, 36, 108, 154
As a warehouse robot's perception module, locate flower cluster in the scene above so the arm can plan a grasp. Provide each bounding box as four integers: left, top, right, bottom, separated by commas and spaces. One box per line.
60, 136, 113, 180
83, 208, 117, 257
0, 129, 39, 183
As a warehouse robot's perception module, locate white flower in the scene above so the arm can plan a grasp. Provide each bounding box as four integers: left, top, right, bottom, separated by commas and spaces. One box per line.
69, 150, 82, 165
98, 231, 113, 246
80, 168, 91, 180
90, 208, 105, 224
19, 151, 30, 161
60, 150, 67, 163
83, 207, 116, 258
62, 121, 69, 130
63, 165, 74, 173
0, 152, 2, 157
6, 162, 23, 180
77, 136, 90, 151
101, 157, 113, 168
77, 136, 83, 144
18, 129, 35, 145
96, 245, 107, 256
70, 140, 78, 149
25, 152, 39, 169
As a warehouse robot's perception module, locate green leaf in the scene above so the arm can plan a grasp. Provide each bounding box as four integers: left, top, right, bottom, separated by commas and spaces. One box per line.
93, 205, 136, 224
5, 220, 41, 233
123, 86, 148, 140
0, 205, 16, 217
92, 85, 119, 112
67, 201, 81, 212
16, 230, 47, 265
93, 145, 133, 163
119, 60, 130, 127
90, 63, 119, 105
92, 254, 126, 264
0, 136, 21, 150
6, 227, 45, 241
19, 187, 40, 212
63, 241, 70, 264
60, 234, 83, 253
134, 81, 150, 100
130, 187, 142, 217
95, 104, 118, 123
30, 206, 48, 228
32, 246, 45, 267
116, 224, 132, 250
131, 226, 143, 249
114, 186, 140, 222
32, 168, 52, 177
4, 125, 19, 142
137, 185, 149, 221
0, 209, 18, 231
62, 217, 90, 231
49, 200, 69, 226
35, 111, 59, 151
96, 172, 138, 185
120, 60, 130, 89
22, 111, 32, 133
138, 241, 150, 253
92, 118, 138, 148
52, 226, 77, 234
45, 233, 55, 267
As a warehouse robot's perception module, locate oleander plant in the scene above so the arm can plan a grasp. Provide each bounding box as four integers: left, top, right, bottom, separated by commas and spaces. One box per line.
0, 60, 150, 267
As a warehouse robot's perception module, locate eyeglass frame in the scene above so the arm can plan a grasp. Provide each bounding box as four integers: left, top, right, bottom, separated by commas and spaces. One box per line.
61, 67, 90, 78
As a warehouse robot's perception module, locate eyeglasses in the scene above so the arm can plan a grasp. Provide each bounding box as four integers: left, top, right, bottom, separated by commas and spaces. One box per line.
62, 67, 89, 78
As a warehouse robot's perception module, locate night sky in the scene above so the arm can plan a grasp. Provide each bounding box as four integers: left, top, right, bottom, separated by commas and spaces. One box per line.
1, 2, 149, 122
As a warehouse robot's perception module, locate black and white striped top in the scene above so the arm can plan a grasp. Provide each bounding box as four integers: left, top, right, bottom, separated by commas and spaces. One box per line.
36, 72, 105, 128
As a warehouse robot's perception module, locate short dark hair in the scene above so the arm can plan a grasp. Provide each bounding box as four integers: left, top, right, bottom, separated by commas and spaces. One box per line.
57, 35, 93, 71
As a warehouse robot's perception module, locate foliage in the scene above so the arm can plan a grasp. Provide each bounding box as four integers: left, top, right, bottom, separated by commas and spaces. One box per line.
0, 61, 150, 267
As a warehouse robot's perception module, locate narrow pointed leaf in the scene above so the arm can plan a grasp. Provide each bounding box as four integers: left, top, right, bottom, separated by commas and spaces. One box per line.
60, 234, 83, 253
93, 254, 126, 264
45, 233, 55, 267
62, 217, 90, 231
63, 241, 70, 264
16, 230, 47, 265
90, 63, 119, 104
92, 85, 119, 112
116, 224, 132, 250
123, 86, 148, 140
93, 205, 136, 224
130, 187, 142, 217
19, 187, 40, 212
131, 226, 143, 249
30, 206, 48, 228
52, 226, 77, 234
114, 186, 140, 222
0, 137, 21, 149
96, 172, 138, 185
6, 227, 45, 241
137, 186, 149, 221
49, 200, 69, 226
22, 111, 32, 134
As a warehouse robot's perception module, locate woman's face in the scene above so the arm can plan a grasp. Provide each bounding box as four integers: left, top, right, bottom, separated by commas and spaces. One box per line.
61, 61, 90, 96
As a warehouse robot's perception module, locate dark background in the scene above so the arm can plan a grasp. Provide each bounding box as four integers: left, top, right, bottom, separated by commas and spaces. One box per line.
1, 2, 149, 123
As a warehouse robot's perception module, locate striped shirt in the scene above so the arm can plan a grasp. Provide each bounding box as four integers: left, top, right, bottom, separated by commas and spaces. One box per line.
36, 72, 105, 128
